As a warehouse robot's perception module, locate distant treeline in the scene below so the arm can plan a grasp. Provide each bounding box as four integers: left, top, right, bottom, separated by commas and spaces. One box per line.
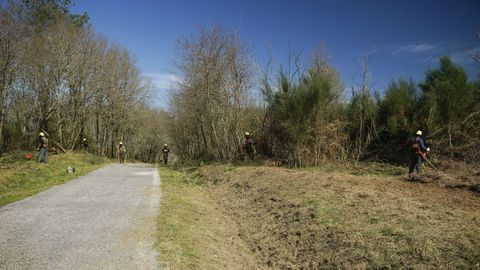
0, 0, 168, 162
170, 27, 480, 166
1, 2, 478, 166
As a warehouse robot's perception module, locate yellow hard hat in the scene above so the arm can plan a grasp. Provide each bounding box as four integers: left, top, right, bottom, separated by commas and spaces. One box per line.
119, 142, 123, 145
39, 132, 45, 137
164, 144, 168, 147
415, 130, 422, 136
245, 132, 250, 136
83, 138, 87, 141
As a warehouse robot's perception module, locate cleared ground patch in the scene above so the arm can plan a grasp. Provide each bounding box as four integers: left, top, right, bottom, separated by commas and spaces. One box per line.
195, 165, 480, 269
0, 151, 108, 206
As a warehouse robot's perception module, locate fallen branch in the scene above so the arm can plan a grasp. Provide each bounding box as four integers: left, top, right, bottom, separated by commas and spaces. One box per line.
52, 141, 67, 153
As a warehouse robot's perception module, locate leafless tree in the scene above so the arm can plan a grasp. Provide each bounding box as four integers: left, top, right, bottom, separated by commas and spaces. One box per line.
0, 1, 152, 159
0, 2, 25, 147
171, 26, 254, 161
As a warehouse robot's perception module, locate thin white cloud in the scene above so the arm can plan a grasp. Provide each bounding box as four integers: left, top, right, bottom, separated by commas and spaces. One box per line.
451, 46, 480, 65
145, 72, 181, 90
419, 46, 480, 65
392, 44, 436, 55
465, 46, 480, 56
143, 72, 181, 108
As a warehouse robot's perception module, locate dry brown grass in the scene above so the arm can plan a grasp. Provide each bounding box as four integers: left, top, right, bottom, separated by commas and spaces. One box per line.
403, 159, 480, 193
196, 165, 480, 269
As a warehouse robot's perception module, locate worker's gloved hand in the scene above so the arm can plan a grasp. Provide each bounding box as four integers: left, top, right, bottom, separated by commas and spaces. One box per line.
427, 148, 430, 152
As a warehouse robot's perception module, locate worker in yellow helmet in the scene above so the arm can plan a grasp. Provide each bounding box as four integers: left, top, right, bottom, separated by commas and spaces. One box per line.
118, 142, 126, 164
162, 144, 170, 165
244, 132, 254, 160
408, 130, 430, 178
37, 132, 49, 163
82, 138, 88, 152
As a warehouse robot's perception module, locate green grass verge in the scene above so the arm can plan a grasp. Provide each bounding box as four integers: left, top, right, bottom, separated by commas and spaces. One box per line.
0, 151, 109, 207
156, 167, 260, 270
156, 168, 201, 269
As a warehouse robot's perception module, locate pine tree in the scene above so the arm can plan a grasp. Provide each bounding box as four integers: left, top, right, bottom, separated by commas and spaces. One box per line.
419, 56, 475, 152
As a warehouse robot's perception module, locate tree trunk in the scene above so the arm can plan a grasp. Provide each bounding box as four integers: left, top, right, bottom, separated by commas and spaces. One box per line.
448, 122, 453, 158
95, 113, 100, 155
0, 109, 4, 151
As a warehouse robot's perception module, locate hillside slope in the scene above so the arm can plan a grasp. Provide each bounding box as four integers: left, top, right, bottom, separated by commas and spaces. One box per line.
192, 165, 479, 269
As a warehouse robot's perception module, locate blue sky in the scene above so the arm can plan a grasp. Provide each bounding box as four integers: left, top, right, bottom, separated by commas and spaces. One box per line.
71, 0, 480, 104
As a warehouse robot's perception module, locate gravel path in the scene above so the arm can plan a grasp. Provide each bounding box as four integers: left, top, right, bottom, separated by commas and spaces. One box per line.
0, 163, 160, 270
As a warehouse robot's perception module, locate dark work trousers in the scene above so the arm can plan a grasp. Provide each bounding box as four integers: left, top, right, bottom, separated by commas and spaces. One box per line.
408, 154, 422, 174
37, 148, 48, 163
163, 154, 168, 165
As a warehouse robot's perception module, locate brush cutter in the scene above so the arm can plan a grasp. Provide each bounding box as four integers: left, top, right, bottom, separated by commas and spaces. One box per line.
421, 150, 454, 180
420, 151, 440, 172
422, 155, 456, 181
423, 157, 439, 171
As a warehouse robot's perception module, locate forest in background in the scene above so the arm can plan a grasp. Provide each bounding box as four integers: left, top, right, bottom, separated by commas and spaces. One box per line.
0, 0, 167, 162
170, 27, 480, 166
0, 1, 479, 166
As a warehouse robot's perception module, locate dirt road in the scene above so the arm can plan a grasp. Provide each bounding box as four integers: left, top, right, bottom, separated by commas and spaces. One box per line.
0, 163, 160, 270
